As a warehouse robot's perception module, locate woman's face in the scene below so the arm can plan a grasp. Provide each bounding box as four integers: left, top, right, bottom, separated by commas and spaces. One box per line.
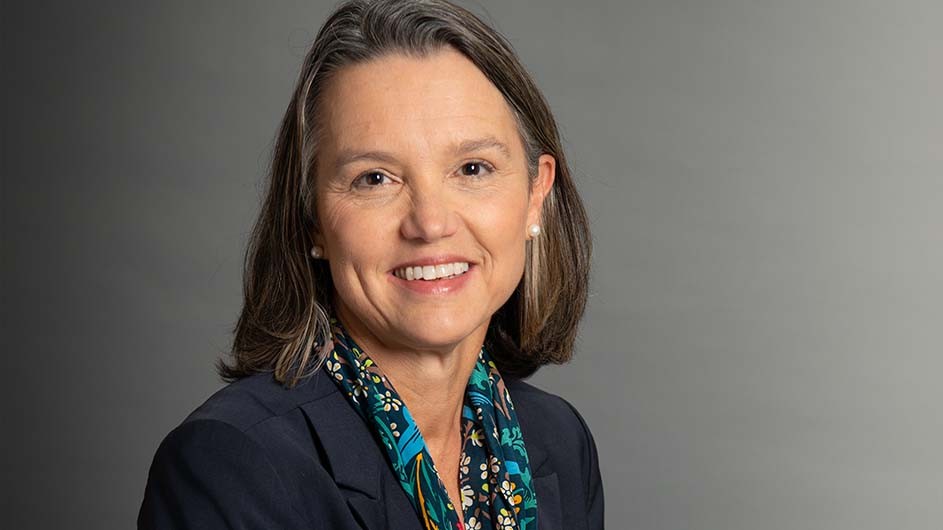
313, 46, 555, 354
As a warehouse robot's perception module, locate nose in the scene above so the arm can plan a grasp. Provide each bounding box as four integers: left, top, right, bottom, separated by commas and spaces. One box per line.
399, 180, 458, 242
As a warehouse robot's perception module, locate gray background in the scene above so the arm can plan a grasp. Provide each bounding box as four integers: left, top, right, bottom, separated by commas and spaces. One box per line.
3, 1, 941, 528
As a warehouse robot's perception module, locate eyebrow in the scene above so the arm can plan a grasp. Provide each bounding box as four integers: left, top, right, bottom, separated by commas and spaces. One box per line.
333, 136, 512, 169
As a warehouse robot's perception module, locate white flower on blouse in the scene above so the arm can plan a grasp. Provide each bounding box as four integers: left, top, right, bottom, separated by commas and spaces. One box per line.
469, 428, 484, 447
499, 480, 523, 508
498, 480, 515, 500
380, 390, 402, 412
497, 508, 517, 529
326, 359, 343, 381
461, 484, 475, 509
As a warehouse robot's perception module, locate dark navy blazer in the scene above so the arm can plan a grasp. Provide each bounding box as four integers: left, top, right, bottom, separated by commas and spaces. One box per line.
138, 366, 604, 529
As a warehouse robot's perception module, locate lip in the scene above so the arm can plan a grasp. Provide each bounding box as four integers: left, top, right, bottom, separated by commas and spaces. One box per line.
389, 254, 475, 271
388, 262, 475, 295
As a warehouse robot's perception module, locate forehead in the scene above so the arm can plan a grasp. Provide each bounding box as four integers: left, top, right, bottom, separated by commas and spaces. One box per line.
317, 47, 521, 158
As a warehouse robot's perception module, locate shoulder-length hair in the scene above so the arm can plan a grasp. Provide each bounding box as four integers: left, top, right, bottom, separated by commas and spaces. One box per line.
218, 0, 592, 387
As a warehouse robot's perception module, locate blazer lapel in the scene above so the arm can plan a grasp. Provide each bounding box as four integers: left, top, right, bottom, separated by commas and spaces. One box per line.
298, 371, 390, 529
300, 386, 381, 498
523, 430, 551, 478
533, 472, 563, 530
505, 379, 562, 530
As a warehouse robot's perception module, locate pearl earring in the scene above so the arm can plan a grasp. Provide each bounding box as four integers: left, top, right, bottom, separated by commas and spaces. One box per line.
310, 245, 323, 259
528, 224, 541, 238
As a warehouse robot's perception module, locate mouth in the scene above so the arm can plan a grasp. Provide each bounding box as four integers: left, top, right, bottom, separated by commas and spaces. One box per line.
392, 261, 470, 281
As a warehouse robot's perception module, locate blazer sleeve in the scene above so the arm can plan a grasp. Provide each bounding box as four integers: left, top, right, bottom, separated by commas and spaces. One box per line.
564, 400, 606, 529
138, 419, 310, 529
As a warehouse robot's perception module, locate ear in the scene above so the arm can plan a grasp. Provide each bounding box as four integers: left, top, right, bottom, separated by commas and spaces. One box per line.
526, 153, 556, 227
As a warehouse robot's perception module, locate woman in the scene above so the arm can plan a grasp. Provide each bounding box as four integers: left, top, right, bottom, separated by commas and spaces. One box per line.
138, 1, 601, 529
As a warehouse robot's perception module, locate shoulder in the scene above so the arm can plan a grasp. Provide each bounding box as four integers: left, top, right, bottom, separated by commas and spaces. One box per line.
504, 377, 595, 443
155, 370, 339, 471
180, 370, 329, 431
139, 371, 339, 528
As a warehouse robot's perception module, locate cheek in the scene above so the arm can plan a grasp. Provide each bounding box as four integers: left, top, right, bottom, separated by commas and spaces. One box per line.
473, 189, 529, 267
318, 198, 384, 277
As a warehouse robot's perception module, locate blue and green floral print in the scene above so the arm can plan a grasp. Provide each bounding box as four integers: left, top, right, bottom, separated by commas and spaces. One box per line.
326, 316, 538, 530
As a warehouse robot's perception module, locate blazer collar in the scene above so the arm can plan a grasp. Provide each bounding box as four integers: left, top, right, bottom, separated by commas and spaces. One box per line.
289, 365, 553, 501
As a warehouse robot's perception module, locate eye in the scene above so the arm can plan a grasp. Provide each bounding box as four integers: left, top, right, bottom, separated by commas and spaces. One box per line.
459, 160, 495, 178
352, 171, 391, 189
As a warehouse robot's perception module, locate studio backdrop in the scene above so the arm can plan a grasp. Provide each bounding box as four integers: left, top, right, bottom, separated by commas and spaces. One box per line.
3, 1, 942, 529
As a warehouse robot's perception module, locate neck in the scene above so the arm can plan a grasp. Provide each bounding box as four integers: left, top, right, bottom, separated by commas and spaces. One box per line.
335, 305, 487, 452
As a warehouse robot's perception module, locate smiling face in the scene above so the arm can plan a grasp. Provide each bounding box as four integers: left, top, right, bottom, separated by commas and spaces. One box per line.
313, 46, 554, 355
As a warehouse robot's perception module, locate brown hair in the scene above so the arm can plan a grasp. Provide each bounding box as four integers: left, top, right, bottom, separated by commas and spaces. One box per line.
217, 0, 592, 387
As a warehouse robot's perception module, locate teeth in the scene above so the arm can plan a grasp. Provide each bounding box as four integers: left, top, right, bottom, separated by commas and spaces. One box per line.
395, 261, 469, 281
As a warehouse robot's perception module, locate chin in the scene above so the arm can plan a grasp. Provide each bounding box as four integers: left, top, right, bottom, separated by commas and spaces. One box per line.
392, 312, 486, 351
